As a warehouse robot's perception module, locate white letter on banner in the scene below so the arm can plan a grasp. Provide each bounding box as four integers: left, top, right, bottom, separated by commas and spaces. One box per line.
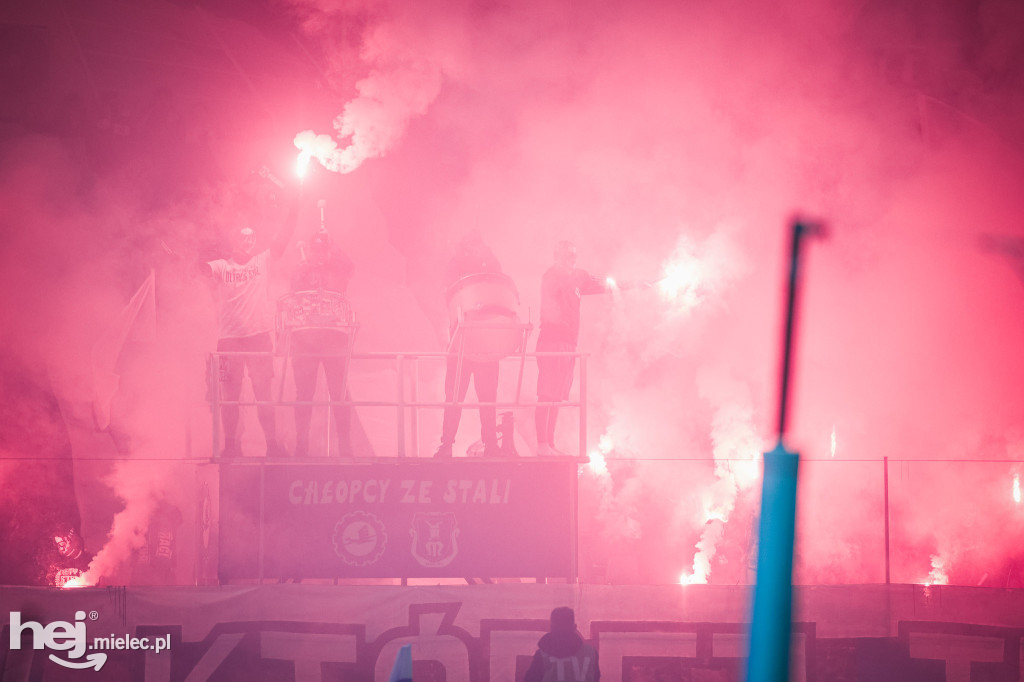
909, 632, 1005, 682
260, 632, 358, 682
376, 638, 470, 682
171, 633, 243, 682
489, 631, 545, 682
713, 633, 806, 682
598, 632, 697, 682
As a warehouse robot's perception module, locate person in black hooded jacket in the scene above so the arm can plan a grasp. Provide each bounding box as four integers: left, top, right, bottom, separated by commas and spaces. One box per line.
524, 607, 600, 682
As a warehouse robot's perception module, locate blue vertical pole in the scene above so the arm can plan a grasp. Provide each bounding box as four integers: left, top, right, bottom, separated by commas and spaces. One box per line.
747, 440, 800, 682
746, 219, 823, 682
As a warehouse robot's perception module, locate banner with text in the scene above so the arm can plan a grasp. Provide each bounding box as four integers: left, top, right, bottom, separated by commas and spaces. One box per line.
218, 459, 576, 579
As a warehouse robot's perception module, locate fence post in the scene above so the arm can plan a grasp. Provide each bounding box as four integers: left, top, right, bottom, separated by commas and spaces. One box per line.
411, 357, 419, 458
209, 353, 220, 458
579, 354, 587, 459
884, 456, 890, 584
397, 355, 406, 457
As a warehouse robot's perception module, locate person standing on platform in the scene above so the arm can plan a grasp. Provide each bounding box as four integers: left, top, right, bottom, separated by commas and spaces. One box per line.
289, 227, 355, 457
535, 240, 614, 457
433, 231, 504, 458
524, 607, 600, 682
202, 192, 297, 458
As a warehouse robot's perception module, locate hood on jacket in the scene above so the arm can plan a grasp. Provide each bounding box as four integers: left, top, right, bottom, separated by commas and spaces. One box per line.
537, 629, 585, 658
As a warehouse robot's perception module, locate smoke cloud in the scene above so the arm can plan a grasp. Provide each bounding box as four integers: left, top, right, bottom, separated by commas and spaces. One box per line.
2, 0, 1024, 586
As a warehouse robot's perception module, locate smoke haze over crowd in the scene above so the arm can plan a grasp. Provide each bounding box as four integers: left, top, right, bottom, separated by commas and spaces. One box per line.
2, 0, 1024, 587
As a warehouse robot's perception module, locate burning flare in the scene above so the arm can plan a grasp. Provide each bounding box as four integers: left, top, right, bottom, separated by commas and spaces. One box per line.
294, 130, 360, 174
654, 228, 745, 318
293, 42, 444, 176
925, 554, 950, 586
679, 395, 763, 585
586, 434, 614, 477
657, 256, 703, 310
680, 519, 726, 585
296, 149, 313, 179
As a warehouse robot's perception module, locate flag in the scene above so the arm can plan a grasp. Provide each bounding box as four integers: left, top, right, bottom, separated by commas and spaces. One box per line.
92, 269, 156, 430
388, 644, 412, 682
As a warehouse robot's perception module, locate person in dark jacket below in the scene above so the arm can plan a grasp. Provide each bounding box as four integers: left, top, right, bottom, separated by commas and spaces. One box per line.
524, 607, 600, 682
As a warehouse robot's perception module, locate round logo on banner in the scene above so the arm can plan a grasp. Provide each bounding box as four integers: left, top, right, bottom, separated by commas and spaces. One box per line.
332, 512, 387, 566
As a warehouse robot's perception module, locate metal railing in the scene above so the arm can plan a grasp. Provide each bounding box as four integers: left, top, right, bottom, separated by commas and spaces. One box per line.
206, 349, 589, 459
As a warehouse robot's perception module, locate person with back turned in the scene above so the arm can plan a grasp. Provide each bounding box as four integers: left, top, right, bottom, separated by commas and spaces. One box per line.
433, 231, 504, 458
524, 607, 600, 682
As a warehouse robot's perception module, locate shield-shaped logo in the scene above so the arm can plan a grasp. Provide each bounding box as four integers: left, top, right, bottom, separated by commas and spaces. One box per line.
409, 512, 460, 568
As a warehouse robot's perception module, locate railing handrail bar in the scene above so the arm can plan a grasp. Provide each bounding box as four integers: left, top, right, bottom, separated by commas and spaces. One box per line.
208, 350, 590, 359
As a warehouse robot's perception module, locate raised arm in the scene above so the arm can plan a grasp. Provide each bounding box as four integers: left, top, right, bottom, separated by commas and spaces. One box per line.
578, 270, 611, 296
270, 188, 301, 258
160, 239, 215, 279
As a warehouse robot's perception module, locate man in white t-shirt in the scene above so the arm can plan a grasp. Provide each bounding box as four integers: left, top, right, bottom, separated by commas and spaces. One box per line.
204, 203, 296, 458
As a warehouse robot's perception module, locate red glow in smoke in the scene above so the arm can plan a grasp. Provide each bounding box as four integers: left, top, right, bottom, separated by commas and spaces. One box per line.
2, 0, 1024, 589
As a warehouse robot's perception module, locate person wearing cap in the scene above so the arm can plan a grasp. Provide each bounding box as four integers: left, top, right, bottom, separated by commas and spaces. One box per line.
288, 228, 355, 457
524, 607, 600, 682
535, 241, 614, 457
202, 195, 297, 459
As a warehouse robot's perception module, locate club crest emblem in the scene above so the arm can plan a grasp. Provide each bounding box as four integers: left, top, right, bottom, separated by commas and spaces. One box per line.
410, 512, 460, 568
332, 511, 387, 566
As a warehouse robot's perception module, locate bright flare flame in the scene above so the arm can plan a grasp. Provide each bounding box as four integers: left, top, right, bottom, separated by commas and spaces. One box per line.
296, 149, 313, 179
657, 258, 702, 310
1014, 474, 1021, 505
294, 130, 364, 175
679, 396, 763, 586
586, 434, 615, 477
680, 519, 726, 585
587, 450, 608, 477
679, 570, 705, 585
924, 554, 949, 586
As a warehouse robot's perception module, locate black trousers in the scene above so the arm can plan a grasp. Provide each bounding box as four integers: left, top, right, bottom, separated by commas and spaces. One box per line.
440, 354, 498, 448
